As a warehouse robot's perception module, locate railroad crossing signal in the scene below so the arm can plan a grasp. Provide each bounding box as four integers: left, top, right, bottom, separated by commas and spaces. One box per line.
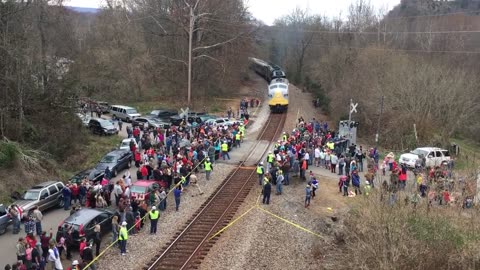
350, 102, 358, 114
179, 107, 189, 118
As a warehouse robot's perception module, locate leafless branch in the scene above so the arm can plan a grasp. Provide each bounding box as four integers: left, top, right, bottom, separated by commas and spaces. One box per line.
193, 32, 245, 52
194, 54, 225, 72
149, 15, 168, 34
153, 55, 188, 66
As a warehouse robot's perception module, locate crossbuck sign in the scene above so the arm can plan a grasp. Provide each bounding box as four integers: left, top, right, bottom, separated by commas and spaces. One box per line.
179, 107, 189, 118
350, 102, 358, 114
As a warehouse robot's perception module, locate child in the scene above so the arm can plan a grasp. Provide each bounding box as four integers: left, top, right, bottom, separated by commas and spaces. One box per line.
134, 213, 141, 233
311, 177, 319, 198
339, 175, 347, 194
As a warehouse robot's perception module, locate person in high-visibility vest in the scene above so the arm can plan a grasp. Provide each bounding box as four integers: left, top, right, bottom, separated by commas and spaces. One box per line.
204, 158, 213, 180
282, 132, 288, 142
235, 132, 241, 148
239, 124, 245, 142
256, 162, 264, 185
266, 151, 275, 171
118, 221, 128, 255
221, 141, 230, 160
149, 206, 160, 234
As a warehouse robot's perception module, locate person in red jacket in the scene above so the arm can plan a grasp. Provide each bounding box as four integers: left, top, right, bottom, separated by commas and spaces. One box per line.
25, 232, 37, 249
40, 230, 53, 259
70, 184, 79, 205
134, 151, 141, 168
140, 164, 148, 180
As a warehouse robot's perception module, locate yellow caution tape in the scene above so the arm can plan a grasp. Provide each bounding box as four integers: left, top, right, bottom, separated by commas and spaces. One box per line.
208, 205, 256, 241
256, 206, 324, 239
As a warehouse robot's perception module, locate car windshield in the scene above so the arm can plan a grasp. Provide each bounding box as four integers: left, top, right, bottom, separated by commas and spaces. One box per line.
22, 190, 40, 200
131, 185, 147, 194
100, 155, 116, 163
99, 120, 114, 128
127, 109, 138, 114
411, 149, 429, 157
150, 110, 160, 115
120, 142, 129, 148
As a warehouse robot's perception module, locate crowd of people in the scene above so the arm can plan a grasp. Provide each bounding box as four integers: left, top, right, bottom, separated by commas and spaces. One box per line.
254, 115, 463, 213
5, 108, 250, 270
5, 104, 467, 270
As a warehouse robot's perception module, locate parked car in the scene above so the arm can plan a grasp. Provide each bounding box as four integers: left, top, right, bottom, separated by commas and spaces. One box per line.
0, 204, 12, 235
199, 114, 217, 123
110, 105, 141, 122
119, 138, 139, 151
97, 101, 110, 114
58, 208, 114, 247
148, 109, 178, 120
169, 115, 186, 126
130, 180, 162, 201
132, 117, 170, 130
399, 147, 451, 168
88, 118, 118, 136
11, 181, 65, 217
93, 149, 133, 177
69, 169, 104, 184
76, 113, 92, 127
205, 118, 237, 127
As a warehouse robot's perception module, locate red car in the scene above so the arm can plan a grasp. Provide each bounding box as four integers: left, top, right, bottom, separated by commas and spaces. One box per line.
130, 180, 164, 201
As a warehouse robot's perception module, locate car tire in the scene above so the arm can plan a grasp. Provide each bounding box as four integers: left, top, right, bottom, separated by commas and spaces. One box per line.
0, 226, 6, 235
113, 169, 118, 177
126, 117, 130, 123
112, 115, 117, 120
127, 160, 131, 168
57, 197, 64, 208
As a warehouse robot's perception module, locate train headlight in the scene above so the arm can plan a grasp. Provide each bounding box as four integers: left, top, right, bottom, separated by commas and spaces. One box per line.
283, 94, 288, 97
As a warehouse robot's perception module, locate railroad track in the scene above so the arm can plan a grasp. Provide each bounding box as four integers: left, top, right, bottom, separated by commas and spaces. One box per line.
145, 113, 287, 270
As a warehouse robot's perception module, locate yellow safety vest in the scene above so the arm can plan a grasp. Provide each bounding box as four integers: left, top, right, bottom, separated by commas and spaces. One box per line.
236, 133, 241, 140
327, 142, 334, 150
221, 143, 228, 152
239, 126, 245, 134
118, 226, 128, 240
149, 210, 159, 220
181, 176, 186, 184
267, 154, 274, 163
256, 166, 263, 174
205, 162, 212, 171
263, 177, 269, 186
282, 134, 287, 141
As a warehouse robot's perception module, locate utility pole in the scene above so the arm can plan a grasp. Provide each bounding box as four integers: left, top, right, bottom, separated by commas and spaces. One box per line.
375, 96, 384, 148
187, 5, 194, 106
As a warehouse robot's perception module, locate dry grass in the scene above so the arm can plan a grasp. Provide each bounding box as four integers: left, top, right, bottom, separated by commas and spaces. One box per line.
319, 190, 480, 270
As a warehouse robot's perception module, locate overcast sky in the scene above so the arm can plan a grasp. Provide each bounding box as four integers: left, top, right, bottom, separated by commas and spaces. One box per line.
66, 0, 401, 25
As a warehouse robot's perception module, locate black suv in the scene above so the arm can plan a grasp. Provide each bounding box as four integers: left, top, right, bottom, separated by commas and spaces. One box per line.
58, 208, 114, 246
69, 169, 104, 184
148, 109, 178, 120
93, 149, 132, 177
88, 118, 118, 136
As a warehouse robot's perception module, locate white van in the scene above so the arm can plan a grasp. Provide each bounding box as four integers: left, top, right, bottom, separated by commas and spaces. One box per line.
110, 105, 141, 122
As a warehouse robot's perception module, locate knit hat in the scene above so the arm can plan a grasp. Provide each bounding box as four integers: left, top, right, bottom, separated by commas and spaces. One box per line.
121, 221, 127, 226
152, 206, 157, 210
72, 260, 79, 266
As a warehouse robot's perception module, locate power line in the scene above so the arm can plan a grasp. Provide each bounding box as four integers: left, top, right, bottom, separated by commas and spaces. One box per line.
204, 17, 480, 35
385, 10, 480, 20
227, 34, 480, 54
